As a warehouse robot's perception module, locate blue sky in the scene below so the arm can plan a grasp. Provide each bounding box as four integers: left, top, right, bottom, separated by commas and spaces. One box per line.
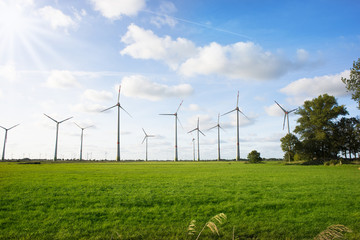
0, 0, 359, 160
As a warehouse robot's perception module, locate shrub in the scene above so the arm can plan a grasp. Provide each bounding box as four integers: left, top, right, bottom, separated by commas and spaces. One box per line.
247, 150, 262, 163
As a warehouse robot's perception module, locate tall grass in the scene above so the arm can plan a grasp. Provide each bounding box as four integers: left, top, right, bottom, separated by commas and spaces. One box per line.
0, 161, 359, 239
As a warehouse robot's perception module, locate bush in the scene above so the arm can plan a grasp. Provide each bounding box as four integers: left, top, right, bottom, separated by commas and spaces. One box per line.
247, 150, 262, 163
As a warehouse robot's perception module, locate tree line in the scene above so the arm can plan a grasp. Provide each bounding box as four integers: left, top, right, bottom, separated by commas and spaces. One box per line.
281, 58, 360, 163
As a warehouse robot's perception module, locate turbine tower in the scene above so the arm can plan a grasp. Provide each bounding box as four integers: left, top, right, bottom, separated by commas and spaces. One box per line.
101, 85, 131, 162
222, 91, 248, 161
191, 138, 196, 161
142, 128, 155, 161
44, 114, 73, 161
159, 100, 183, 162
188, 117, 205, 161
74, 123, 93, 161
274, 101, 297, 134
0, 124, 19, 161
208, 113, 224, 161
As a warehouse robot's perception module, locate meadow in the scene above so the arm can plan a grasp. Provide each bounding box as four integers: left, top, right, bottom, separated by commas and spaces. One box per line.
0, 161, 359, 239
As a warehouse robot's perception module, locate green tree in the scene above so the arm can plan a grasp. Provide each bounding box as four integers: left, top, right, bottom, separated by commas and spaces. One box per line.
294, 94, 348, 161
247, 150, 262, 163
280, 133, 301, 161
334, 117, 360, 159
342, 58, 360, 109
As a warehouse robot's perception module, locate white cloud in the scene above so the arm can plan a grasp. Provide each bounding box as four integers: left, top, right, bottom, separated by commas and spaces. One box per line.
188, 104, 200, 111
121, 25, 315, 80
264, 103, 285, 117
38, 6, 76, 30
46, 70, 80, 89
0, 63, 17, 81
121, 75, 193, 101
150, 1, 177, 28
82, 89, 113, 102
280, 70, 350, 105
90, 0, 145, 19
71, 103, 105, 113
120, 24, 197, 70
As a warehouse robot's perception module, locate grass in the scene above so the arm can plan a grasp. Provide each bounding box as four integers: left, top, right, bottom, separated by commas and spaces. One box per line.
0, 161, 359, 239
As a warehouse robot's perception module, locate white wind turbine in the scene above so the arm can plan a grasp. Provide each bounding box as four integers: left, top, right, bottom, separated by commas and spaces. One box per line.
274, 101, 297, 134
192, 138, 195, 161
208, 113, 224, 161
0, 123, 20, 161
188, 117, 205, 161
74, 123, 94, 161
101, 85, 131, 162
159, 100, 183, 162
222, 91, 248, 161
141, 128, 155, 161
44, 114, 73, 161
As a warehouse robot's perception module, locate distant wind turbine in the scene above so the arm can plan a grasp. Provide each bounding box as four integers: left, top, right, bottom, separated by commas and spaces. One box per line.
101, 85, 131, 162
74, 123, 93, 161
142, 128, 155, 161
274, 101, 297, 134
159, 100, 183, 162
222, 91, 248, 161
188, 117, 205, 161
0, 124, 19, 161
208, 113, 224, 161
44, 114, 73, 161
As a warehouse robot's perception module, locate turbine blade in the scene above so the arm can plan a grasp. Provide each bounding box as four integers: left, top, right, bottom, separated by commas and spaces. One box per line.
282, 114, 286, 130
207, 125, 218, 131
188, 128, 197, 134
219, 125, 226, 132
142, 128, 147, 136
120, 106, 132, 118
148, 135, 155, 137
59, 116, 73, 123
159, 113, 175, 116
197, 117, 199, 129
84, 125, 94, 129
117, 85, 121, 103
237, 91, 239, 108
177, 117, 184, 130
44, 113, 57, 122
217, 113, 220, 124
221, 108, 236, 116
74, 122, 82, 129
288, 108, 298, 113
0, 125, 6, 130
274, 100, 287, 113
199, 130, 206, 136
238, 109, 249, 119
8, 124, 20, 130
141, 136, 146, 144
101, 104, 117, 112
176, 100, 184, 113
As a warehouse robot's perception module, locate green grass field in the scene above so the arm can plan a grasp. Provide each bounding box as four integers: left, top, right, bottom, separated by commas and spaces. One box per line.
0, 161, 359, 239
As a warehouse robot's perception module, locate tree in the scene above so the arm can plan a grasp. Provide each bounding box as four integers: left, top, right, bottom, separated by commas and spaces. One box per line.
280, 133, 301, 161
294, 94, 348, 161
247, 150, 262, 163
342, 58, 360, 109
334, 117, 360, 159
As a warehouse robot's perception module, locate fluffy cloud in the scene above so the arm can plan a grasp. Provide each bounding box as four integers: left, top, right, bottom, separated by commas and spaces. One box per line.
121, 75, 193, 101
82, 89, 113, 102
71, 103, 105, 113
46, 70, 80, 89
121, 25, 314, 80
38, 6, 76, 30
120, 24, 197, 70
280, 70, 350, 105
90, 0, 145, 19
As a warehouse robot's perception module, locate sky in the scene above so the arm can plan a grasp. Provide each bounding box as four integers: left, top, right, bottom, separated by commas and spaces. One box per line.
0, 0, 359, 161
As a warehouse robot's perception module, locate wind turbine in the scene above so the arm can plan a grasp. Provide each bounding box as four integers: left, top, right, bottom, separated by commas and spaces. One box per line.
101, 85, 131, 162
74, 123, 93, 161
0, 124, 20, 161
141, 128, 155, 161
159, 100, 183, 162
188, 117, 205, 161
208, 113, 224, 161
222, 91, 248, 161
44, 114, 73, 161
274, 101, 297, 134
